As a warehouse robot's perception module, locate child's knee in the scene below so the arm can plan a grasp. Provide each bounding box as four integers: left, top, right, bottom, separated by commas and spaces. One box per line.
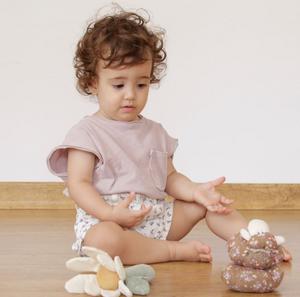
84, 221, 124, 256
183, 201, 207, 221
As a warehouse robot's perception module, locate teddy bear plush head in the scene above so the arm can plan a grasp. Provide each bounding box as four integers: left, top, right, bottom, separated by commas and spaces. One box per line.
222, 219, 285, 293
228, 220, 284, 269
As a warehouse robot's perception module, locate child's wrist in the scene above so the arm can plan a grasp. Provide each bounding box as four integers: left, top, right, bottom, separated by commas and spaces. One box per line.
110, 206, 118, 223
99, 205, 115, 222
191, 183, 207, 208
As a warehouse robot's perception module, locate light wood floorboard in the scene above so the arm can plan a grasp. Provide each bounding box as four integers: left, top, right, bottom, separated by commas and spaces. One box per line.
0, 210, 299, 297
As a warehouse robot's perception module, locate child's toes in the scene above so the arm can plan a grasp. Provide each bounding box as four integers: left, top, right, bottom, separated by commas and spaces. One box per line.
199, 253, 212, 262
282, 247, 292, 261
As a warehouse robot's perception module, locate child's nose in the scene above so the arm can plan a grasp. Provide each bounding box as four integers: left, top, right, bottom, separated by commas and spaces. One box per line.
124, 86, 136, 101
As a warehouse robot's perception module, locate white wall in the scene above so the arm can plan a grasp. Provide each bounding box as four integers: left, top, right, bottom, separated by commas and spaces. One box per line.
0, 0, 299, 182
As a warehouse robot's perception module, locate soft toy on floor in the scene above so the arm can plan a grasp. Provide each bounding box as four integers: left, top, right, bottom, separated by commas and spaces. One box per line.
65, 246, 155, 297
222, 219, 285, 293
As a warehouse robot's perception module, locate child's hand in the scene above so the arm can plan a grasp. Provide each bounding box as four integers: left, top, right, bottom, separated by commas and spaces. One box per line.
111, 192, 152, 228
192, 177, 233, 214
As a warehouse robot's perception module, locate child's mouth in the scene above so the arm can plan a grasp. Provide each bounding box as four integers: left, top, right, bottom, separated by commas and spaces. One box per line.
121, 106, 136, 112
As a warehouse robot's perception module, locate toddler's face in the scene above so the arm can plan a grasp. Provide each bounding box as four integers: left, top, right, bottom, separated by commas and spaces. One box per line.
92, 59, 152, 122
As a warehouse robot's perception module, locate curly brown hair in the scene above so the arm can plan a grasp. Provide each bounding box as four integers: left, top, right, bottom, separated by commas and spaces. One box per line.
74, 9, 167, 96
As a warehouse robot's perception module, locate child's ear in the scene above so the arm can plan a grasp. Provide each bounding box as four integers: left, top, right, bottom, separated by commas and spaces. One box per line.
89, 85, 97, 95
89, 79, 98, 95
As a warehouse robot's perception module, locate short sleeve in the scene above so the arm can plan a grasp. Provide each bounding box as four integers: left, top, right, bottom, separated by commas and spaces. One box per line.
159, 124, 178, 158
47, 125, 103, 179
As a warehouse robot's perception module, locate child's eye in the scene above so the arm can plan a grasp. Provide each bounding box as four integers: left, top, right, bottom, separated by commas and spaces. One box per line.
137, 84, 147, 88
113, 84, 124, 89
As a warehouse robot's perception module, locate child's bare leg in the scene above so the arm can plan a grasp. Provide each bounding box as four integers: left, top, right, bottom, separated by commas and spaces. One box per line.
205, 209, 248, 240
83, 221, 211, 265
167, 200, 247, 241
166, 199, 207, 240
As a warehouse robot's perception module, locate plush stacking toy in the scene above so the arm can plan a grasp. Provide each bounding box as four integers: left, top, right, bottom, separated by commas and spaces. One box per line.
65, 246, 155, 297
222, 219, 285, 293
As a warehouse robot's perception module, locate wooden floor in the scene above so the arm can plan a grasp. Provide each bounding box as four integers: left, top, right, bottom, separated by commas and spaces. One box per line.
0, 210, 299, 297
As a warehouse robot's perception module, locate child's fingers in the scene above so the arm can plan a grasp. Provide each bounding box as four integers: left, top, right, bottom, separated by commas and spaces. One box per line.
141, 204, 152, 216
223, 207, 233, 214
220, 196, 234, 205
208, 193, 233, 206
130, 206, 152, 226
215, 206, 232, 214
207, 204, 232, 214
120, 192, 136, 208
136, 204, 152, 218
209, 176, 226, 187
207, 205, 219, 212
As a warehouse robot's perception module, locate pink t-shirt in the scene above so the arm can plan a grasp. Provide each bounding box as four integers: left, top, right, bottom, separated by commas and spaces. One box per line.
47, 114, 178, 199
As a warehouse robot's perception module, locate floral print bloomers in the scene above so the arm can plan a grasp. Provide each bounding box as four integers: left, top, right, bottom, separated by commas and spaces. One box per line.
72, 192, 174, 255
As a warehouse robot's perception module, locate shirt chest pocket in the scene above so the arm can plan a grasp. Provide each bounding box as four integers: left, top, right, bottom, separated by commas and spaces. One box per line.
149, 149, 168, 192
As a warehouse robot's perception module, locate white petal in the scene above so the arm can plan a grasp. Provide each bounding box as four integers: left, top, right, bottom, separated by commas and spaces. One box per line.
118, 280, 133, 297
84, 274, 102, 296
82, 246, 104, 260
114, 256, 126, 280
248, 219, 270, 235
240, 228, 251, 241
275, 235, 285, 245
97, 254, 116, 271
65, 274, 91, 293
100, 288, 121, 297
66, 257, 99, 272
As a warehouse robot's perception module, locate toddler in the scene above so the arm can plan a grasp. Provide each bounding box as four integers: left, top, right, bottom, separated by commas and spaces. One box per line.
47, 7, 291, 264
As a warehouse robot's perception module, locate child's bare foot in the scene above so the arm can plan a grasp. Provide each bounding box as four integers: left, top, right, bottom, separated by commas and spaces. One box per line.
168, 240, 212, 262
282, 246, 292, 261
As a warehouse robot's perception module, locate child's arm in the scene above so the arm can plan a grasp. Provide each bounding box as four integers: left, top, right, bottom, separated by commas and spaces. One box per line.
67, 148, 151, 227
165, 157, 233, 213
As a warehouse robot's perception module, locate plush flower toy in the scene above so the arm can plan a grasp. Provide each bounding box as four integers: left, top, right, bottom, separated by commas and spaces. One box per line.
65, 246, 155, 297
222, 219, 285, 293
